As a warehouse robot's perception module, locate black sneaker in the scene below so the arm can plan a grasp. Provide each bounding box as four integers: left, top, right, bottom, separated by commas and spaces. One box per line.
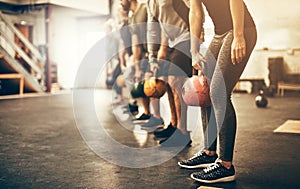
178, 151, 218, 169
153, 125, 165, 133
123, 102, 138, 115
132, 113, 151, 123
159, 130, 192, 147
190, 162, 235, 183
154, 124, 176, 138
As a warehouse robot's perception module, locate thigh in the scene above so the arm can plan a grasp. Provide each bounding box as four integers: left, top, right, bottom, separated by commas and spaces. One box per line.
156, 59, 170, 78
167, 75, 186, 94
139, 58, 150, 73
215, 28, 257, 94
169, 43, 192, 77
203, 35, 223, 80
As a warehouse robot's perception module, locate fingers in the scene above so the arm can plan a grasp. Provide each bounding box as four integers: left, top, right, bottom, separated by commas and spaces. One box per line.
193, 63, 202, 71
192, 52, 206, 70
157, 55, 166, 61
231, 36, 247, 65
150, 63, 159, 73
231, 45, 246, 65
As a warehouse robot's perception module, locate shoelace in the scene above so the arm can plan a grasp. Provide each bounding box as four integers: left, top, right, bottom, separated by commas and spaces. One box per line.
189, 151, 204, 160
203, 163, 219, 173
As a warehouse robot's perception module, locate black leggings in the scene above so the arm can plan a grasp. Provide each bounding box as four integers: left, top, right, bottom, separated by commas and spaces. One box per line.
201, 27, 257, 161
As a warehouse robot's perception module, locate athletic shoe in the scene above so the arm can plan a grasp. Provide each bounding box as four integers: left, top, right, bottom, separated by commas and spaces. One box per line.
152, 125, 165, 133
140, 116, 164, 127
159, 130, 192, 147
154, 123, 176, 138
190, 162, 235, 183
111, 98, 124, 105
178, 151, 218, 169
132, 113, 151, 123
123, 103, 138, 114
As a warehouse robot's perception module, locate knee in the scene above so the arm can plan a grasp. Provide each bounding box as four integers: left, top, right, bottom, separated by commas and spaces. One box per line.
209, 87, 227, 106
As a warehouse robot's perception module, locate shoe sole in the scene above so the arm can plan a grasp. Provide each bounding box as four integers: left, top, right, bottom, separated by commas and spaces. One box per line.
153, 125, 165, 132
190, 174, 235, 183
140, 122, 164, 128
177, 162, 214, 169
159, 140, 192, 147
124, 110, 138, 115
140, 125, 162, 133
154, 132, 174, 138
132, 119, 149, 124
153, 135, 168, 140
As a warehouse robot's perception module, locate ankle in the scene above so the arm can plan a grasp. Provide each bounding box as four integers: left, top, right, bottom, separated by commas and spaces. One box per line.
153, 115, 161, 119
170, 121, 177, 127
177, 127, 187, 134
204, 150, 216, 156
220, 161, 232, 169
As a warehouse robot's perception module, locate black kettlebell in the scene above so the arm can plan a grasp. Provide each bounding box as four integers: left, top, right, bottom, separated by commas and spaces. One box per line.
128, 100, 139, 115
130, 81, 146, 98
255, 90, 268, 108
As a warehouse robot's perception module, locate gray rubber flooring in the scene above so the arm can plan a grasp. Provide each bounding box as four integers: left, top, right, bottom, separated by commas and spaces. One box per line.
0, 89, 300, 189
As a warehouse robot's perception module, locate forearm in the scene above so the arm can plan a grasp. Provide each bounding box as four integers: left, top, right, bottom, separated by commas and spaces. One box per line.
132, 45, 141, 70
230, 0, 245, 38
131, 33, 142, 70
147, 22, 161, 59
189, 0, 205, 54
147, 2, 160, 59
118, 40, 126, 68
159, 32, 168, 51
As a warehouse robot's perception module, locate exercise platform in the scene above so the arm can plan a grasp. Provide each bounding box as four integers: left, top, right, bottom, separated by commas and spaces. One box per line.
277, 82, 300, 96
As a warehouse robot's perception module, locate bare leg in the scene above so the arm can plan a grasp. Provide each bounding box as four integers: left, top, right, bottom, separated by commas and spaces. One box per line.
141, 97, 150, 115
150, 98, 160, 118
168, 76, 187, 133
165, 83, 177, 126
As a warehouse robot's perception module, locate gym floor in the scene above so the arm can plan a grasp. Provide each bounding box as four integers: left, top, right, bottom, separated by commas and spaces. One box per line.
0, 89, 300, 189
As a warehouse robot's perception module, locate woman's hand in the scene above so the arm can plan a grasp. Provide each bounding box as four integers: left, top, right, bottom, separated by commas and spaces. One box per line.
231, 35, 246, 65
191, 51, 206, 71
157, 47, 167, 61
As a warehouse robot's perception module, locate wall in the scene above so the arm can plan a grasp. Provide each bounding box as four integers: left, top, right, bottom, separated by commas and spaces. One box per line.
245, 0, 300, 50
203, 0, 300, 87
49, 0, 109, 15
242, 49, 300, 86
0, 0, 110, 15
200, 0, 300, 86
241, 0, 300, 85
49, 5, 107, 89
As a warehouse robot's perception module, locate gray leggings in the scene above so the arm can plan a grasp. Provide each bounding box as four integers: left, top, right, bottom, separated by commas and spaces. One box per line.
201, 27, 257, 161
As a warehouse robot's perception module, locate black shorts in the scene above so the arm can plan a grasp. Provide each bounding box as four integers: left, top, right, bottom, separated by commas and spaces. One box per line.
160, 40, 192, 77
139, 58, 151, 73
155, 59, 170, 77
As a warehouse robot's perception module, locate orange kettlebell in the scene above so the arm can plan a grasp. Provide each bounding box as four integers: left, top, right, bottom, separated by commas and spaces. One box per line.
116, 74, 125, 87
143, 77, 167, 98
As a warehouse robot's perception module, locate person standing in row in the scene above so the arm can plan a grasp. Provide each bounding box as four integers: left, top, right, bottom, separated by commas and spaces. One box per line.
120, 0, 164, 127
178, 0, 257, 183
147, 0, 193, 146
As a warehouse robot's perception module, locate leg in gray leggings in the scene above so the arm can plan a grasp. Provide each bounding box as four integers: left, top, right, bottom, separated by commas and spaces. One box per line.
201, 27, 257, 161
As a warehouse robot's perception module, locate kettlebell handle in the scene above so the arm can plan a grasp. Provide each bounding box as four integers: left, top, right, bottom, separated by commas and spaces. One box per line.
192, 68, 204, 76
198, 70, 204, 76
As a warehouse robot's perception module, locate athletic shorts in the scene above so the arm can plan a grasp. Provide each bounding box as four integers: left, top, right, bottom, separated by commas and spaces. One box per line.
163, 40, 192, 77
